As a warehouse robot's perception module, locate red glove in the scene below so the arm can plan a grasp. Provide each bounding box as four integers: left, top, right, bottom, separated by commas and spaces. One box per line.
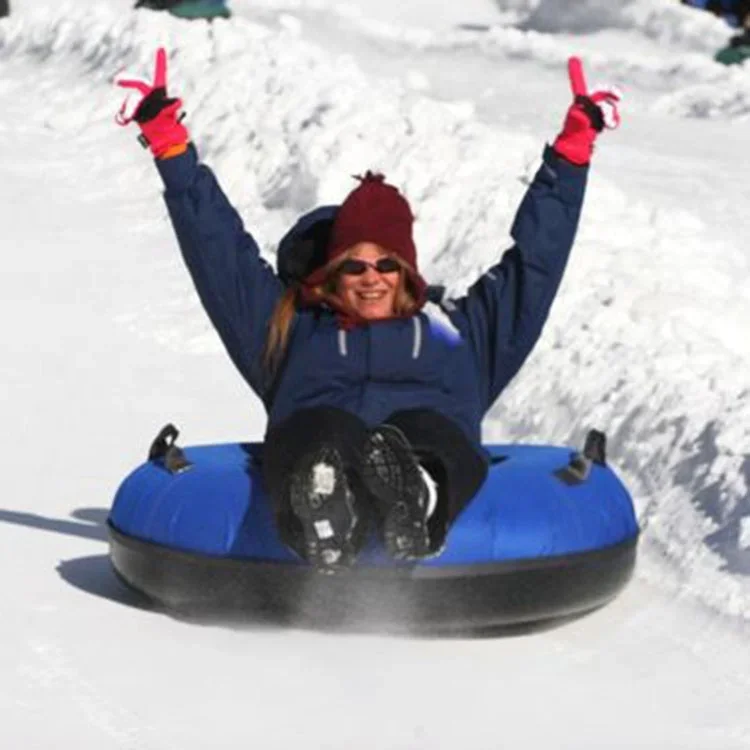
553, 57, 621, 166
115, 48, 189, 159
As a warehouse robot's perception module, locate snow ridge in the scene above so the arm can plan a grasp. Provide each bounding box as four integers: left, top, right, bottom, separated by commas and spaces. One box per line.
242, 0, 750, 121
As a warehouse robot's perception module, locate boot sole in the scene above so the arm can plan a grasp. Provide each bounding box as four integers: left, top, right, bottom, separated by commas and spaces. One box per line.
289, 446, 358, 573
362, 428, 430, 561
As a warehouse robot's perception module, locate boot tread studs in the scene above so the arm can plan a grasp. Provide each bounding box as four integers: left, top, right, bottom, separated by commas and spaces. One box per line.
363, 426, 432, 561
289, 446, 359, 573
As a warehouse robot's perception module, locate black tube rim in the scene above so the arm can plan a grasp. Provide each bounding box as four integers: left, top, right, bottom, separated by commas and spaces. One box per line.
108, 521, 637, 578
108, 522, 638, 631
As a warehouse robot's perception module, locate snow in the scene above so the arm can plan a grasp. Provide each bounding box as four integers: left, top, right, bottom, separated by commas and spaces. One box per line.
1, 0, 749, 746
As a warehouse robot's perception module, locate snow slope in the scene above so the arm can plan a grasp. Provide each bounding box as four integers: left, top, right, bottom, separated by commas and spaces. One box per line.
1, 1, 749, 747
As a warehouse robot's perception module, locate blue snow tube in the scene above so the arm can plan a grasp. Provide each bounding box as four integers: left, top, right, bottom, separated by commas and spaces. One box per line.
108, 430, 639, 631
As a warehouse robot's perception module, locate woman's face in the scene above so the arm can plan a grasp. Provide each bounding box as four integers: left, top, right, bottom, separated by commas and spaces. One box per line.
335, 242, 401, 320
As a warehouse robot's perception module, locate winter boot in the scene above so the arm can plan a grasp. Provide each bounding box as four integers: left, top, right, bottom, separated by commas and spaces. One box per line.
362, 425, 432, 561
288, 445, 361, 573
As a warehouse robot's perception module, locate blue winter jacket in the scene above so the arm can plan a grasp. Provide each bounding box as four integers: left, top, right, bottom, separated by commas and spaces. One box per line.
156, 145, 587, 450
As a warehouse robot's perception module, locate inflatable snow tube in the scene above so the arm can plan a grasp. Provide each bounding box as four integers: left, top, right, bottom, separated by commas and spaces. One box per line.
108, 432, 638, 631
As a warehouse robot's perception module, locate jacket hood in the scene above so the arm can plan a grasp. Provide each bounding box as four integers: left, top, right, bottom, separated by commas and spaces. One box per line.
276, 206, 338, 287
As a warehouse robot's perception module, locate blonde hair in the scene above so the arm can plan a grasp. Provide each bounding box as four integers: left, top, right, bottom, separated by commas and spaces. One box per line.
263, 252, 419, 371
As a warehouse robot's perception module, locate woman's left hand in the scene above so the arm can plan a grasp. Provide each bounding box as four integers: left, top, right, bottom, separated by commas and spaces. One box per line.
553, 57, 622, 166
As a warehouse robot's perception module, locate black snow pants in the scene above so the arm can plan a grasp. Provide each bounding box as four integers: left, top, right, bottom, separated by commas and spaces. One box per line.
262, 407, 488, 557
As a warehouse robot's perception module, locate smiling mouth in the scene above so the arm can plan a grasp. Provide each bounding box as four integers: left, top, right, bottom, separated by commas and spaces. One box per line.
356, 291, 388, 302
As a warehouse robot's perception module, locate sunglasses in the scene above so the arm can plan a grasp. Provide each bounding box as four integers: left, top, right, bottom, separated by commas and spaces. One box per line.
338, 257, 401, 276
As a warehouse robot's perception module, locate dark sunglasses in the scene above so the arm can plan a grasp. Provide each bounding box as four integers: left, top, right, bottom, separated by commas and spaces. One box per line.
338, 257, 402, 276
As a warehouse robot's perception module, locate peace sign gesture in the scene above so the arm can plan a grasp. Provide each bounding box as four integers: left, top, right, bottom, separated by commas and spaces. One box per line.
114, 48, 189, 158
115, 47, 180, 125
568, 56, 621, 130
553, 57, 622, 166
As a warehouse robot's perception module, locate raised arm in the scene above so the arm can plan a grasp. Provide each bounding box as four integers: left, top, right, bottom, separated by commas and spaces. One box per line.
156, 148, 284, 400
116, 49, 283, 401
446, 58, 621, 411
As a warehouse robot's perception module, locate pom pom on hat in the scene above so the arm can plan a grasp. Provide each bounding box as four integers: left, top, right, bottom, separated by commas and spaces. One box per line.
327, 171, 418, 271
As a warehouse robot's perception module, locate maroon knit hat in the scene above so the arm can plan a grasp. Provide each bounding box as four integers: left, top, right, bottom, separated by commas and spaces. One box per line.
328, 171, 418, 269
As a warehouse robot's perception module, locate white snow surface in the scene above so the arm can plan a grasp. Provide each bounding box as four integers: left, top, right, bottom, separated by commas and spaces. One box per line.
1, 0, 750, 747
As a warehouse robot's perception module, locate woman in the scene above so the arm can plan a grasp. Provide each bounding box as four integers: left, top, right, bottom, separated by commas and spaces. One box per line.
116, 50, 621, 572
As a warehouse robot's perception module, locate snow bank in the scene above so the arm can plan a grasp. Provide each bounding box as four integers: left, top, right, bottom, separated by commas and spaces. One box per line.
507, 0, 750, 121
519, 0, 728, 46
241, 0, 748, 121
1, 5, 748, 619
656, 70, 750, 118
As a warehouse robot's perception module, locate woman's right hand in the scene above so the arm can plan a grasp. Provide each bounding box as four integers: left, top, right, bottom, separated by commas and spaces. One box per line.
115, 48, 189, 159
